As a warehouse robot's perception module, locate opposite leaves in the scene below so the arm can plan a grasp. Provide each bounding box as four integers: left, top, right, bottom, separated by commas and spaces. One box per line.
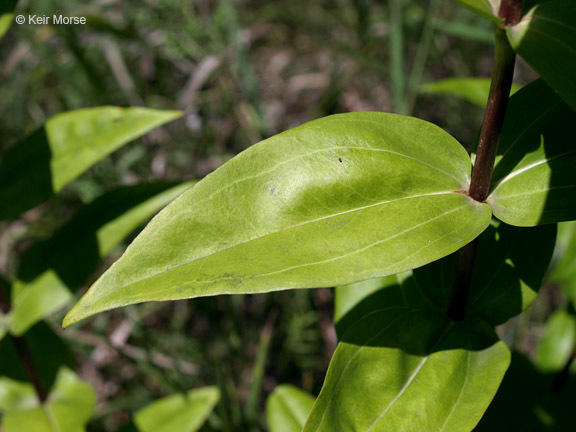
64, 112, 492, 326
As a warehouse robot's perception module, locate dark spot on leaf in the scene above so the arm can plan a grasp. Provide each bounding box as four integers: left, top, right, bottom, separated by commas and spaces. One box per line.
270, 187, 276, 195
338, 157, 342, 163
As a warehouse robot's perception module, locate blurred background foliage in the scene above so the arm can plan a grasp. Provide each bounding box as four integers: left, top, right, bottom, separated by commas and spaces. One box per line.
0, 0, 565, 431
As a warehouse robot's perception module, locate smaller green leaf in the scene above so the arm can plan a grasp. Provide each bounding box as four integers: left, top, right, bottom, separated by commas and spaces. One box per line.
535, 309, 576, 373
134, 387, 219, 432
453, 0, 502, 22
0, 0, 17, 39
420, 78, 521, 107
0, 107, 181, 220
10, 272, 72, 337
549, 221, 576, 306
0, 377, 37, 413
1, 368, 95, 432
507, 0, 576, 111
488, 79, 576, 226
266, 385, 315, 432
10, 182, 192, 335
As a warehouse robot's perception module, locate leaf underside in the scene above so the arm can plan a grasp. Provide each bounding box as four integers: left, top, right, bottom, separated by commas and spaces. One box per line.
64, 112, 491, 326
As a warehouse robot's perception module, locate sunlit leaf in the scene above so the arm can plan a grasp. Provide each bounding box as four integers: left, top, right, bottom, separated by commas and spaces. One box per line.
1, 368, 95, 432
10, 182, 192, 335
134, 387, 219, 432
488, 79, 576, 226
507, 0, 576, 111
453, 0, 502, 22
420, 78, 521, 107
266, 385, 315, 432
0, 0, 17, 39
0, 107, 181, 220
64, 112, 492, 326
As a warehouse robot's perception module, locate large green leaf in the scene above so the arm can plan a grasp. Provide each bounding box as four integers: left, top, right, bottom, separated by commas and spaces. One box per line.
534, 309, 576, 373
488, 79, 576, 226
64, 112, 492, 327
0, 107, 181, 220
266, 385, 316, 432
507, 0, 576, 111
1, 368, 96, 432
10, 182, 192, 335
453, 0, 502, 21
420, 78, 520, 108
305, 278, 510, 431
134, 387, 219, 432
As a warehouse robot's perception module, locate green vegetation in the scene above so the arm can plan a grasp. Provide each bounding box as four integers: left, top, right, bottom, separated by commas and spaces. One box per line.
1, 0, 576, 431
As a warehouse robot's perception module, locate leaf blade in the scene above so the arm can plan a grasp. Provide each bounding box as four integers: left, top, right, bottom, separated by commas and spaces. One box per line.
64, 113, 491, 326
507, 0, 576, 111
266, 385, 316, 432
0, 107, 181, 220
488, 79, 576, 226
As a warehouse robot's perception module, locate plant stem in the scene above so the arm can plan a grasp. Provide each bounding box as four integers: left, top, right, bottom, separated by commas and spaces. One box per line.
468, 26, 516, 202
448, 4, 519, 320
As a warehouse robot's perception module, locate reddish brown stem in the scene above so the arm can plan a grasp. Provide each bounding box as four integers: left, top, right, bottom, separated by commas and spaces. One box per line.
448, 5, 520, 320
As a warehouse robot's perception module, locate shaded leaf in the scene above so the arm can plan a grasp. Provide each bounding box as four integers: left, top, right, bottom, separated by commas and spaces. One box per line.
305, 278, 510, 431
549, 221, 576, 306
0, 107, 181, 220
334, 276, 397, 338
453, 0, 502, 21
266, 385, 315, 432
488, 79, 576, 226
476, 352, 576, 431
64, 112, 491, 327
507, 0, 576, 111
0, 323, 74, 391
336, 220, 555, 335
467, 221, 556, 325
420, 77, 521, 107
534, 309, 576, 373
1, 368, 95, 432
11, 182, 192, 335
134, 387, 219, 432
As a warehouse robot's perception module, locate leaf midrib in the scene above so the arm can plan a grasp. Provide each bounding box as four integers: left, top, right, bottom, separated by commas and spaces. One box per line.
93, 191, 468, 300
